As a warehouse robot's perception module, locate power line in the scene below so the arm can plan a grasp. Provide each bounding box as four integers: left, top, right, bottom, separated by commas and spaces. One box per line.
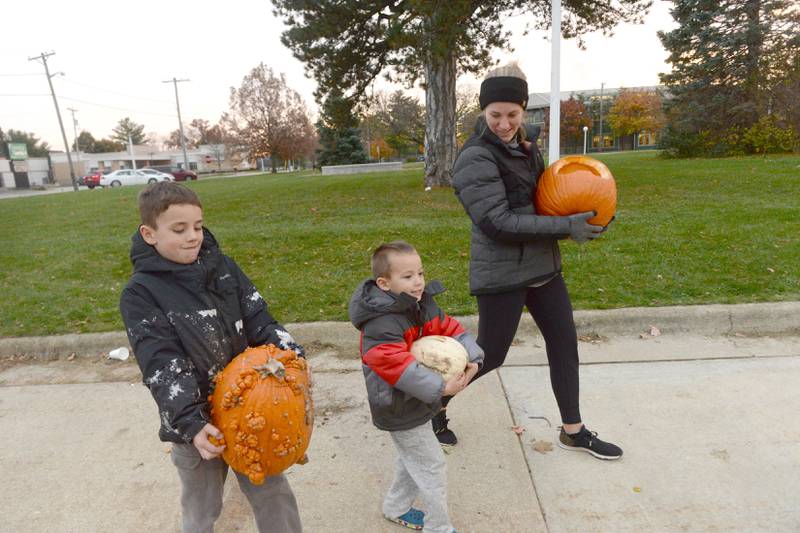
58, 77, 173, 104
57, 95, 177, 117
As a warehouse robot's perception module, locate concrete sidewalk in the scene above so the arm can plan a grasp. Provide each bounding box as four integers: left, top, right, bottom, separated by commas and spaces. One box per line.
1, 337, 799, 532
1, 303, 799, 532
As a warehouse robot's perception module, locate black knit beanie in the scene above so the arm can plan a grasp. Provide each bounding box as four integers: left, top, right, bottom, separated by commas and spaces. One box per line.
479, 76, 529, 109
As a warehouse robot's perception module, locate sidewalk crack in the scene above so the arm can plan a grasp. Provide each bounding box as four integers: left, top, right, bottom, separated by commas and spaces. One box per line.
496, 371, 551, 533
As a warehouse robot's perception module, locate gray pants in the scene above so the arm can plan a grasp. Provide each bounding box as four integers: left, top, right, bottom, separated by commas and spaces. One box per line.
383, 423, 454, 533
171, 443, 302, 533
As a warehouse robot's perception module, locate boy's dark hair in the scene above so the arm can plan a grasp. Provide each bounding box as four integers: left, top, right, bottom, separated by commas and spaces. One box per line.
371, 241, 417, 279
138, 181, 202, 228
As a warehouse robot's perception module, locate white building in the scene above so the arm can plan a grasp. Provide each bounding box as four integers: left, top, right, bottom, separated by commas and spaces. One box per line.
48, 144, 246, 186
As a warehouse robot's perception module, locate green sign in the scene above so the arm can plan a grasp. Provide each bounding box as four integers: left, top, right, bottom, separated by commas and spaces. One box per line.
8, 143, 28, 160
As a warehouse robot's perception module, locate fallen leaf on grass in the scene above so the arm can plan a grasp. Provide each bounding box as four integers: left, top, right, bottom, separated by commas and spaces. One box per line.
531, 440, 554, 454
511, 425, 525, 435
633, 486, 642, 493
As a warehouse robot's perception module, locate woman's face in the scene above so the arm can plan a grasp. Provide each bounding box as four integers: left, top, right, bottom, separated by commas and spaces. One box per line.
484, 101, 524, 143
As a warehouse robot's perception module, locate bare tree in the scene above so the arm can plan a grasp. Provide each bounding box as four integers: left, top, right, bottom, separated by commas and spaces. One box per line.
227, 63, 315, 173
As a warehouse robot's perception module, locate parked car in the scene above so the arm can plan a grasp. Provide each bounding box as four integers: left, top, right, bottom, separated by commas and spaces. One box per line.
82, 169, 111, 189
139, 168, 174, 182
146, 166, 198, 181
170, 168, 198, 181
99, 169, 171, 188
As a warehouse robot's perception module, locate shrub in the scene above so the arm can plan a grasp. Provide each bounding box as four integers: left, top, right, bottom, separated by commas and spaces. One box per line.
742, 116, 799, 155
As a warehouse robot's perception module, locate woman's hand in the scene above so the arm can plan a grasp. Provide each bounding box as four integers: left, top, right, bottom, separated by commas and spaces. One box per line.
567, 211, 604, 243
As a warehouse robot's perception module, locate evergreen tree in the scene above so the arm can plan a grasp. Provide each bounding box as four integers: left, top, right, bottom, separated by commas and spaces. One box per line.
658, 0, 800, 156
93, 138, 126, 153
271, 0, 651, 187
316, 91, 367, 166
111, 117, 147, 145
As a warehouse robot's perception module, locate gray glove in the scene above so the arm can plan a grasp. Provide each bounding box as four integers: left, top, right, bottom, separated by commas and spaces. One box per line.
567, 211, 604, 243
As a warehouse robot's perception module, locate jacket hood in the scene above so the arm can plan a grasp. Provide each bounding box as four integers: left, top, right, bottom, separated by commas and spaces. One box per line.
348, 279, 445, 330
129, 227, 221, 274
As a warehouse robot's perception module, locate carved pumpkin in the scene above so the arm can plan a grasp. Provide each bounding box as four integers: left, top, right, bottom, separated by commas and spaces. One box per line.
209, 344, 313, 484
410, 335, 468, 382
534, 155, 617, 226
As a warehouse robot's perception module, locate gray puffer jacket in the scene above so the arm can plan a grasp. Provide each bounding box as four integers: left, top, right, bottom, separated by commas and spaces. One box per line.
453, 120, 572, 294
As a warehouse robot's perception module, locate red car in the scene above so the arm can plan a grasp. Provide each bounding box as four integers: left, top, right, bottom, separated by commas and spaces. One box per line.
82, 170, 110, 189
145, 166, 198, 181
171, 168, 198, 181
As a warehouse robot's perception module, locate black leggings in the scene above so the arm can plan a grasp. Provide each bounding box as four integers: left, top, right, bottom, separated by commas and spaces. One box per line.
445, 274, 581, 424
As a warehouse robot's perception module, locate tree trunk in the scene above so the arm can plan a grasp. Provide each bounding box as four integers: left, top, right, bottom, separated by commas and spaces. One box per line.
423, 50, 457, 188
743, 0, 763, 120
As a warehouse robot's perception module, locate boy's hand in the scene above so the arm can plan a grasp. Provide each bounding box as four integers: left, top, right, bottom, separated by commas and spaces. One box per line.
192, 423, 226, 460
464, 362, 479, 384
443, 371, 468, 396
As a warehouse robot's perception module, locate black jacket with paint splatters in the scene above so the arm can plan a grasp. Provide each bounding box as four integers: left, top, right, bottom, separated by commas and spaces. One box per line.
120, 228, 301, 444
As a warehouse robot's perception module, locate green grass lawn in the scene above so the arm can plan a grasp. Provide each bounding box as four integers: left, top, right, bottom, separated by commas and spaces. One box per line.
1, 151, 798, 337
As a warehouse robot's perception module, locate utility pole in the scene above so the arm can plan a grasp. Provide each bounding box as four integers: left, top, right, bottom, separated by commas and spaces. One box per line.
128, 132, 136, 169
29, 51, 78, 191
163, 77, 190, 171
67, 107, 81, 166
598, 82, 605, 153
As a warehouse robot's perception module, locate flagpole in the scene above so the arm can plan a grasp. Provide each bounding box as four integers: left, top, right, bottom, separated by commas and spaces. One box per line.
548, 0, 562, 165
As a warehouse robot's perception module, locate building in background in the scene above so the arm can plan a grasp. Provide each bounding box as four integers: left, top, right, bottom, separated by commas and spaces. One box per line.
526, 86, 664, 156
47, 144, 247, 186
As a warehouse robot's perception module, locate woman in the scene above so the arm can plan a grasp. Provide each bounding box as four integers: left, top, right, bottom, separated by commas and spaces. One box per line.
439, 62, 622, 460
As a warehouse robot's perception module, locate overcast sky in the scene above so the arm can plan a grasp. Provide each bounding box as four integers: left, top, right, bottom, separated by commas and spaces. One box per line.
1, 0, 676, 149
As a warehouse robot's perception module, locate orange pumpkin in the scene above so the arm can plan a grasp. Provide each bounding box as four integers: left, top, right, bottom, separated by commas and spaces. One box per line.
534, 155, 617, 226
209, 344, 313, 484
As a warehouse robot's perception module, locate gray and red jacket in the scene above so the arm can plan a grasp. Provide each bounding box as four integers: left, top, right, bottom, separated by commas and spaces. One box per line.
348, 279, 484, 431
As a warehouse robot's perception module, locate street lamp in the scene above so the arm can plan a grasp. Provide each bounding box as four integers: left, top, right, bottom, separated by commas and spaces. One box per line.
582, 126, 589, 154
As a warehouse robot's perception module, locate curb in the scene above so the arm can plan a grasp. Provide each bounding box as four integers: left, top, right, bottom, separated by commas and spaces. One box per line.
1, 301, 798, 360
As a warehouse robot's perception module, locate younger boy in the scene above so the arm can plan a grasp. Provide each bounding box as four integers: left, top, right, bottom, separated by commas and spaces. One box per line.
348, 241, 484, 533
120, 181, 304, 533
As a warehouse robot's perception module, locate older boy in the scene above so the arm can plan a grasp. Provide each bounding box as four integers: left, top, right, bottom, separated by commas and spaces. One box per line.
348, 241, 484, 533
120, 181, 304, 533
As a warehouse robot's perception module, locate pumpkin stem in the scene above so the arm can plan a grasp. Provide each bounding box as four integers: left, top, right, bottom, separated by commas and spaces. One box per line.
254, 358, 286, 379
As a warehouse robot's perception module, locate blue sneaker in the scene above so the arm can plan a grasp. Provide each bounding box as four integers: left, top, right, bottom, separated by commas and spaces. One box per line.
384, 507, 425, 530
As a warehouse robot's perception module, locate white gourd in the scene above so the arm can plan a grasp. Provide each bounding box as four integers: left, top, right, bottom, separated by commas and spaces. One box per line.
410, 335, 468, 382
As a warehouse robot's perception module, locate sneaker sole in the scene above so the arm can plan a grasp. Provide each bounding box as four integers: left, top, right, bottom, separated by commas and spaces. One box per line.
557, 440, 622, 460
384, 516, 423, 530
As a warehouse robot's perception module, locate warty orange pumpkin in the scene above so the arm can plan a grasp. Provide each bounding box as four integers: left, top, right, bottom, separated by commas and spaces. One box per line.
534, 155, 617, 226
209, 344, 313, 484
